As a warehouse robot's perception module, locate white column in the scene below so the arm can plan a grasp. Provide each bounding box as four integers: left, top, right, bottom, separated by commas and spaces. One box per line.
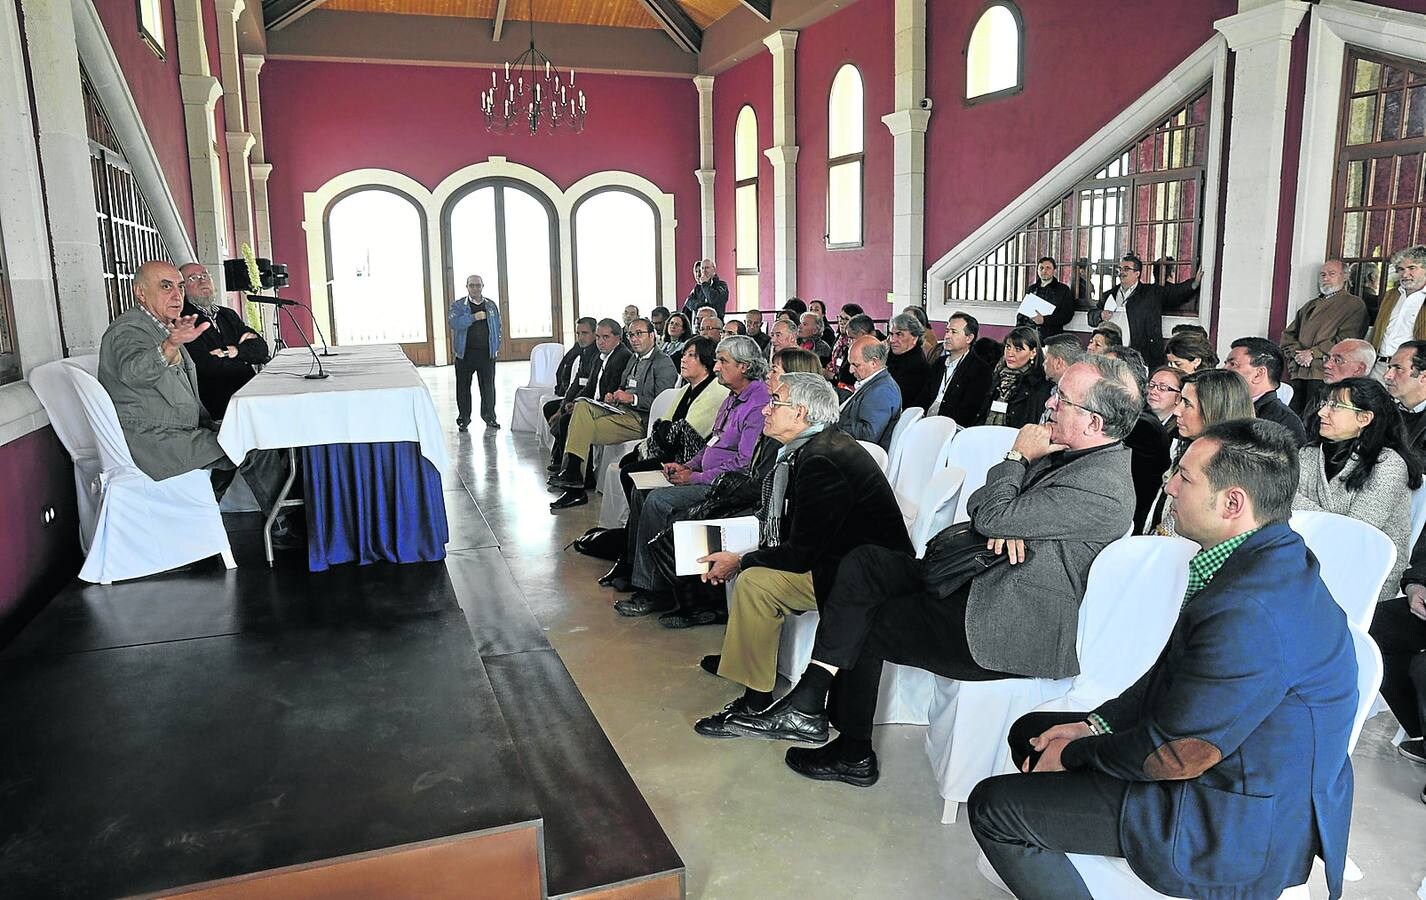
763, 29, 798, 303
214, 0, 246, 126
225, 131, 256, 254
174, 0, 228, 286
881, 0, 929, 313
251, 163, 274, 257
1212, 0, 1310, 349
693, 74, 715, 261
20, 0, 108, 355
243, 54, 267, 163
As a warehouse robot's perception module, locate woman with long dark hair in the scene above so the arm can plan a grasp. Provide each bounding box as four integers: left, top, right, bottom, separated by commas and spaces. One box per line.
979, 326, 1052, 428
1295, 376, 1422, 601
662, 312, 691, 357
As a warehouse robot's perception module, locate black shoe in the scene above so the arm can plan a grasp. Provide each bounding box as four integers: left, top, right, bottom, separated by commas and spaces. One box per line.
599, 560, 632, 587
271, 529, 305, 552
457, 419, 469, 432
548, 473, 586, 490
658, 608, 727, 629
694, 695, 764, 738
550, 490, 588, 511
607, 576, 633, 593
484, 419, 501, 429
700, 654, 721, 676
724, 697, 829, 744
1399, 737, 1426, 765
785, 744, 880, 787
547, 461, 561, 473
613, 592, 673, 617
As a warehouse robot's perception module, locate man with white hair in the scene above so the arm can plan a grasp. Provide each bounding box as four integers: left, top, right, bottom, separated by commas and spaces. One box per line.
1279, 259, 1367, 415
797, 312, 832, 365
1369, 245, 1426, 377
1321, 338, 1376, 384
690, 373, 912, 738
768, 316, 798, 357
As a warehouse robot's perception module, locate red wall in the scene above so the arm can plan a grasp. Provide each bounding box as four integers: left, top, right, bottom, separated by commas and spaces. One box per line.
794, 0, 895, 318
0, 428, 81, 635
712, 49, 773, 312
260, 59, 701, 328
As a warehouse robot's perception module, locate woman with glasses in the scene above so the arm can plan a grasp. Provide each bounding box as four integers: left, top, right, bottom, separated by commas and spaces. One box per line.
1144, 369, 1254, 536
1146, 365, 1184, 430
1296, 377, 1422, 601
979, 326, 1052, 428
661, 312, 691, 358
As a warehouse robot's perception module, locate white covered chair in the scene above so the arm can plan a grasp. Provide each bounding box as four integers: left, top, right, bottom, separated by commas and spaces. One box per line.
64, 364, 235, 584
909, 465, 968, 557
774, 610, 934, 726
1275, 381, 1295, 409
595, 387, 682, 528
856, 440, 890, 475
927, 535, 1195, 824
1290, 510, 1395, 630
940, 425, 1019, 524
510, 342, 566, 433
890, 416, 959, 526
883, 407, 924, 484
29, 359, 104, 553
1411, 483, 1426, 547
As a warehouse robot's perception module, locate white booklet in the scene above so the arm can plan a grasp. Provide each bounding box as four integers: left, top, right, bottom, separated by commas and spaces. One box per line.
1017, 293, 1059, 319
673, 516, 760, 576
577, 396, 624, 415
629, 469, 673, 491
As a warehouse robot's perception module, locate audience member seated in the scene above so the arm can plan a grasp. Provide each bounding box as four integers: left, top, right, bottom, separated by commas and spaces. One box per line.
1095, 252, 1203, 367
808, 299, 837, 346
718, 358, 1140, 783
179, 262, 269, 419
698, 316, 724, 342
621, 305, 640, 347
723, 319, 747, 337
825, 303, 864, 383
783, 297, 808, 316
610, 336, 771, 619
1163, 331, 1218, 373
1144, 369, 1254, 536
886, 313, 932, 407
549, 319, 674, 509
744, 309, 771, 352
980, 326, 1053, 428
769, 316, 799, 359
660, 313, 691, 358
916, 312, 994, 426
1279, 258, 1369, 415
548, 319, 632, 475
1171, 322, 1210, 339
797, 313, 833, 365
690, 373, 911, 737
1145, 365, 1183, 430
1104, 346, 1172, 532
545, 317, 598, 422
770, 347, 825, 384
1040, 334, 1085, 389
836, 337, 902, 449
1367, 245, 1426, 376
1384, 339, 1426, 452
1294, 377, 1419, 601
904, 306, 941, 363
650, 305, 670, 338
1224, 337, 1307, 445
1086, 324, 1121, 355
682, 258, 729, 320
97, 261, 297, 545
1371, 515, 1426, 774
831, 313, 875, 390
1016, 256, 1076, 339
968, 419, 1358, 900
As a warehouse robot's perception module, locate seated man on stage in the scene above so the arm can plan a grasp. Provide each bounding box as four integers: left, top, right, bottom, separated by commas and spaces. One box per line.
719, 357, 1140, 786
550, 317, 678, 510
543, 317, 598, 422
98, 261, 299, 547
969, 419, 1358, 900
690, 373, 911, 738
547, 319, 632, 471
179, 262, 269, 419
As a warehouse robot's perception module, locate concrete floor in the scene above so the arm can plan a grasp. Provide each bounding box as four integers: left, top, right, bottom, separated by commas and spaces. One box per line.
429, 362, 1426, 899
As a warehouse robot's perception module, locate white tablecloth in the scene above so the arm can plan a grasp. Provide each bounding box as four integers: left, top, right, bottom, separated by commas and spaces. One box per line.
217, 344, 449, 473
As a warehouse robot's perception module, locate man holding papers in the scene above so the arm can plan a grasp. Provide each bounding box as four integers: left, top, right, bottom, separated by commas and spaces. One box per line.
1016, 257, 1077, 339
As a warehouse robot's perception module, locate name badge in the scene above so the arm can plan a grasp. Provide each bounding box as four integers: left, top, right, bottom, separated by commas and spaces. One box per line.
991, 400, 1009, 414
577, 377, 589, 386
708, 433, 720, 446
628, 378, 638, 387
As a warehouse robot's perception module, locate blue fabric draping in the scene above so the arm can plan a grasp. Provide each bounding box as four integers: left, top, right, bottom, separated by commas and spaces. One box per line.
303, 441, 449, 571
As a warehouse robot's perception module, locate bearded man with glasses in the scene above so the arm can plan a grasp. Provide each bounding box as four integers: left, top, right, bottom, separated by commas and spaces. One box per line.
179, 262, 269, 419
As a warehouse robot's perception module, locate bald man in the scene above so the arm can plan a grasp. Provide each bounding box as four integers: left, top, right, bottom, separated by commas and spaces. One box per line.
682, 258, 729, 320
98, 261, 298, 547
836, 336, 902, 448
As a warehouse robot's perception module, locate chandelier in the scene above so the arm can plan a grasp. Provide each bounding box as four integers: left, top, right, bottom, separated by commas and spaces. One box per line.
480, 0, 586, 135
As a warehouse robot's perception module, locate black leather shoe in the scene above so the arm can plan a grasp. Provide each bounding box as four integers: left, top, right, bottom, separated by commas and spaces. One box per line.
694, 695, 763, 738
456, 418, 469, 432
1399, 738, 1426, 765
547, 461, 561, 473
613, 592, 673, 617
599, 560, 631, 587
550, 490, 588, 511
548, 474, 586, 490
658, 608, 727, 629
785, 744, 879, 787
724, 697, 829, 744
484, 419, 501, 429
607, 576, 633, 592
699, 654, 721, 676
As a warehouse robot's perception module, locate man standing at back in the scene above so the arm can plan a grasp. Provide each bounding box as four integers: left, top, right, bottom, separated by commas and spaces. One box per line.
969, 419, 1358, 900
1095, 254, 1202, 367
1368, 245, 1426, 377
682, 259, 730, 320
449, 274, 502, 431
1279, 259, 1367, 415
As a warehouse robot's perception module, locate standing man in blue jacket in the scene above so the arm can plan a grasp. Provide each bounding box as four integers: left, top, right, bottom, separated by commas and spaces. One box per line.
968, 418, 1359, 900
449, 274, 503, 431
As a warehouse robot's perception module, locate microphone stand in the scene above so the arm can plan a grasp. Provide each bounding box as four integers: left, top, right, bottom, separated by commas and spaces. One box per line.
266, 295, 328, 380
306, 298, 337, 357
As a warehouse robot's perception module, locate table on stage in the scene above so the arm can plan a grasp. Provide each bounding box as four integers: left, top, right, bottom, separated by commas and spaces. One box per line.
218, 344, 450, 571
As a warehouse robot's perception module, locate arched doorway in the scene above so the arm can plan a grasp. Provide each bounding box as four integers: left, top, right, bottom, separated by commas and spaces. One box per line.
443, 178, 561, 361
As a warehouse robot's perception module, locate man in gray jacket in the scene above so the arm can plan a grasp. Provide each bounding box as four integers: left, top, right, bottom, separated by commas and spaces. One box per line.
722, 356, 1140, 786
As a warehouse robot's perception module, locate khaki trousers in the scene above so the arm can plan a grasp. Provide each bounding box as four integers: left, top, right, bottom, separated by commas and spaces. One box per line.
718, 567, 818, 692
564, 400, 643, 464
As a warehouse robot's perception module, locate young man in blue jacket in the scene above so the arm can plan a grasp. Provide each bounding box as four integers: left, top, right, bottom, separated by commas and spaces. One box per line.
448, 274, 503, 430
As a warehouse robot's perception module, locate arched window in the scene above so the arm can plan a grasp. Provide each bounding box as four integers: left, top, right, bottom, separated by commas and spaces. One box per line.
965, 2, 1023, 103
734, 105, 759, 309
827, 64, 864, 249
326, 187, 432, 361
573, 188, 660, 324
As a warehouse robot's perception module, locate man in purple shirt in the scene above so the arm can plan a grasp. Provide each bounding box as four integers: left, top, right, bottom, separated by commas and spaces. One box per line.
612, 335, 772, 618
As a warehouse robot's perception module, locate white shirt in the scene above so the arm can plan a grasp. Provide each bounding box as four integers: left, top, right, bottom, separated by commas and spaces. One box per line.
1113, 284, 1136, 350
841, 367, 887, 409
929, 351, 966, 411
1380, 288, 1426, 357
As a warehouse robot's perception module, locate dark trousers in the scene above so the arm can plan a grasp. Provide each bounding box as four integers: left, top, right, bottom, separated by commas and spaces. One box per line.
1288, 378, 1327, 417
1370, 595, 1426, 737
210, 448, 298, 523
455, 351, 496, 424
967, 711, 1129, 900
817, 544, 1014, 742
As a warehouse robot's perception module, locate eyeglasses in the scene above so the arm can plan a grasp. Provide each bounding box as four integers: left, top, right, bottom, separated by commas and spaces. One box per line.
1118, 265, 1137, 273
722, 329, 739, 335
1323, 399, 1366, 413
1147, 381, 1181, 394
627, 329, 653, 337
1056, 394, 1107, 419
767, 397, 801, 410
185, 273, 212, 283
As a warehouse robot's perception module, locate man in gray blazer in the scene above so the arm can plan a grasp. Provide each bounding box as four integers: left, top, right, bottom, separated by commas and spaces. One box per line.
98, 261, 294, 544
722, 356, 1140, 786
836, 336, 902, 449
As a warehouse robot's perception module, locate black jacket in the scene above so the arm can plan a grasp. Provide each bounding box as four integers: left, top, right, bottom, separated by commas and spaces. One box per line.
977, 365, 1054, 429
1254, 390, 1307, 446
1018, 278, 1076, 338
181, 300, 269, 418
1095, 281, 1200, 367
565, 344, 632, 404
553, 343, 593, 396
681, 276, 729, 320
741, 427, 912, 599
887, 345, 932, 415
915, 350, 995, 427
1125, 407, 1173, 532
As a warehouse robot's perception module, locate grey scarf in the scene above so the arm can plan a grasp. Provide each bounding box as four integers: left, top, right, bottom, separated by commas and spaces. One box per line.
759, 424, 827, 547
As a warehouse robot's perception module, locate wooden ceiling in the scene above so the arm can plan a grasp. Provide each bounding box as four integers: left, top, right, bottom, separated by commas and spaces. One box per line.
319, 0, 743, 30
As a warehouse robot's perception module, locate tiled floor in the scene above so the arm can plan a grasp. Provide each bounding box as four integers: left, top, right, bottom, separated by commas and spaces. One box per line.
431, 362, 1426, 899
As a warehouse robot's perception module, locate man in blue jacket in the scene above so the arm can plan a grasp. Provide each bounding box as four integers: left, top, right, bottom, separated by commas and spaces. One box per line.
969, 418, 1358, 900
448, 274, 503, 431
836, 336, 902, 449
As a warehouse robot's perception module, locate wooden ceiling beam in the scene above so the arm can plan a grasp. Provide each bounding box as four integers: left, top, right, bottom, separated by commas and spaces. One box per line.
738, 0, 771, 21
637, 0, 701, 53
492, 0, 508, 41
262, 0, 329, 31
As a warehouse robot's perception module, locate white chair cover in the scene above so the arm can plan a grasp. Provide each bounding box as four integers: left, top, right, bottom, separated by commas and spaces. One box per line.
774, 610, 932, 726
1290, 510, 1395, 630
891, 417, 959, 526
1275, 382, 1295, 409
511, 342, 567, 433
909, 466, 968, 557
595, 387, 682, 528
535, 389, 562, 447
64, 365, 235, 584
941, 425, 1019, 523
926, 535, 1195, 824
856, 440, 890, 475
1411, 484, 1426, 548
884, 407, 925, 484
29, 360, 103, 553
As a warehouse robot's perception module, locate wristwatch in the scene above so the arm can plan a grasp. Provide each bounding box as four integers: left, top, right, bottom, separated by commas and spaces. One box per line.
1004, 450, 1025, 463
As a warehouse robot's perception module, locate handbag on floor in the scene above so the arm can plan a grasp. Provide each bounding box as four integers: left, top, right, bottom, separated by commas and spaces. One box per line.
570, 526, 626, 560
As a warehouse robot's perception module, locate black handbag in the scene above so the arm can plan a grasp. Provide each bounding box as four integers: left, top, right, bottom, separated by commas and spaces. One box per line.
920, 523, 1022, 599
646, 418, 705, 465
569, 526, 626, 560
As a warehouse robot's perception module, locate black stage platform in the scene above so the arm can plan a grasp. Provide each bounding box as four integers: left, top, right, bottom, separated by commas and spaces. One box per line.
0, 502, 684, 898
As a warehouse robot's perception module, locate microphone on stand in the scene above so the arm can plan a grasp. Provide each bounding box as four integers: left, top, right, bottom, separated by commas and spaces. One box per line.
250, 295, 328, 380
248, 295, 337, 356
